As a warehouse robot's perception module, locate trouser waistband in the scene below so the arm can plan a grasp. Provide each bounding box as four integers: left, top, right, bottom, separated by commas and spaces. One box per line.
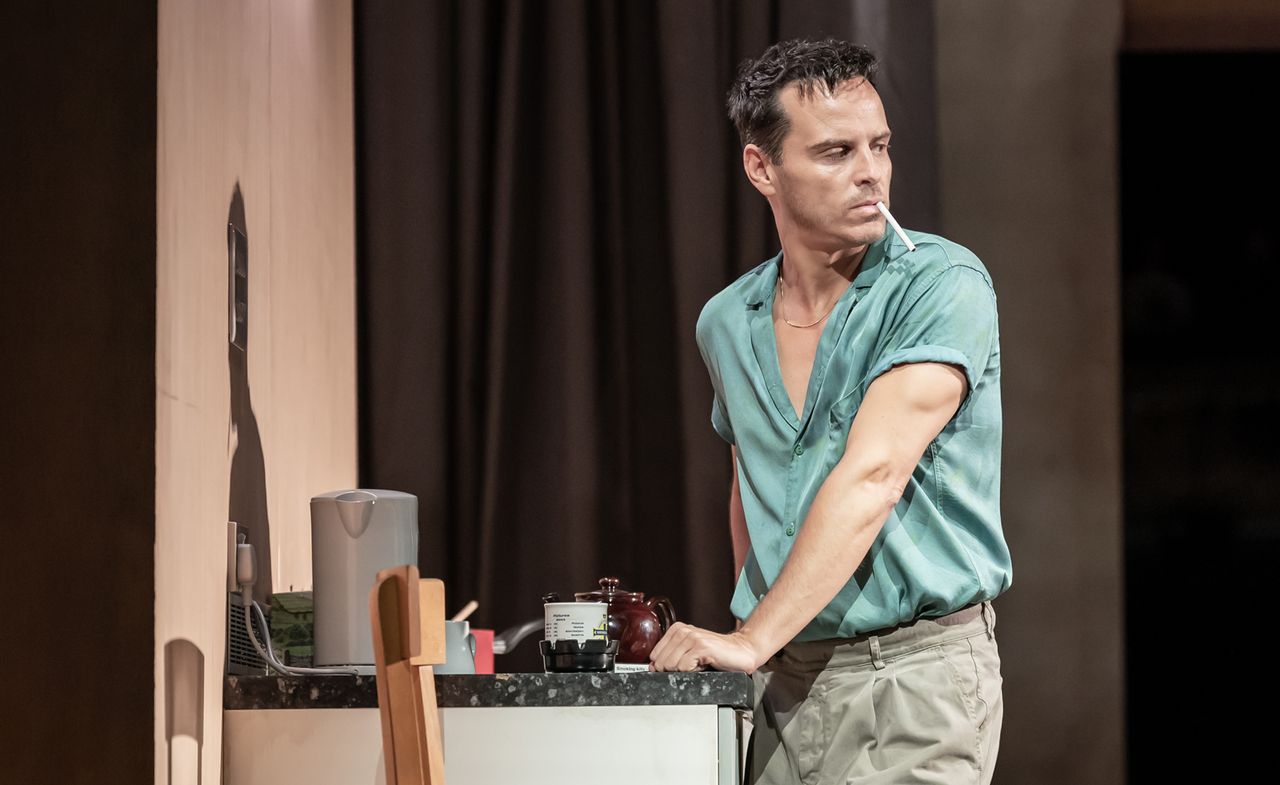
769, 601, 996, 673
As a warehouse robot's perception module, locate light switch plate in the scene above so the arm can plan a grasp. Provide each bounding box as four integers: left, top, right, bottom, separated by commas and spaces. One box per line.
228, 223, 247, 351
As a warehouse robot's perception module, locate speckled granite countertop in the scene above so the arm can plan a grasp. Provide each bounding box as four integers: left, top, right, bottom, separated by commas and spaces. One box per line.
225, 671, 752, 711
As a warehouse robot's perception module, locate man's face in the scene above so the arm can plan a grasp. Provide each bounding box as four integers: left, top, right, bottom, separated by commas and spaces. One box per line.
765, 78, 892, 253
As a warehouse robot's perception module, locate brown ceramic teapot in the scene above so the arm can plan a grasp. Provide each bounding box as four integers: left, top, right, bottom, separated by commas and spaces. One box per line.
574, 577, 677, 666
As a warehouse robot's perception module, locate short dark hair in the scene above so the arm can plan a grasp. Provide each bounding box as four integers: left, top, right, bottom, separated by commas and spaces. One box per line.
726, 39, 879, 164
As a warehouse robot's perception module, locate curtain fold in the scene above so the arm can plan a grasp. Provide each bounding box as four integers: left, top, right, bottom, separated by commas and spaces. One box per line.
357, 0, 937, 671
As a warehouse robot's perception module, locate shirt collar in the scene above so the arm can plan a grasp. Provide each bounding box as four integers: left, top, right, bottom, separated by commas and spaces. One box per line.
742, 224, 896, 308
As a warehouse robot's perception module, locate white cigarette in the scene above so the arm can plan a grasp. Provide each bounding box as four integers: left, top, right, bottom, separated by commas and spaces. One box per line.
875, 201, 916, 252
451, 599, 479, 622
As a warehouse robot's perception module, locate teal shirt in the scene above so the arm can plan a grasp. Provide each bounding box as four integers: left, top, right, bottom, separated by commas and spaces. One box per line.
696, 225, 1012, 640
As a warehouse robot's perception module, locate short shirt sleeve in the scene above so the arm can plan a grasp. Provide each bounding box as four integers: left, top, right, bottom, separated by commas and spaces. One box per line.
696, 310, 736, 445
710, 393, 735, 445
865, 264, 998, 407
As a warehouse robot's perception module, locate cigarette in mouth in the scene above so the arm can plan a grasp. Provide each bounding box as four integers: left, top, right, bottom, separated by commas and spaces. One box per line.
875, 201, 916, 252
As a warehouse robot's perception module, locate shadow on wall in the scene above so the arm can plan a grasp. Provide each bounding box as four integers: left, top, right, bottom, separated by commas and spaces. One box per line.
227, 183, 273, 603
164, 639, 204, 785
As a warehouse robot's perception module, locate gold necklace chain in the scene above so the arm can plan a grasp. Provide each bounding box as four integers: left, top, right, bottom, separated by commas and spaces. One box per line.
777, 276, 837, 329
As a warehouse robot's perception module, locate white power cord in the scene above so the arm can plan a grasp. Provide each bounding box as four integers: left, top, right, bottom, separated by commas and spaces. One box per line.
236, 540, 359, 677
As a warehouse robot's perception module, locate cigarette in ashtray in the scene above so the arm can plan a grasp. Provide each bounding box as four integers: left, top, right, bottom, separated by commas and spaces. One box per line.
875, 201, 916, 252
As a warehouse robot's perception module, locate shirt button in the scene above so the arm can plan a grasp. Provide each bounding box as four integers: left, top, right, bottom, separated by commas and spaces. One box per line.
785, 523, 796, 536
793, 444, 804, 456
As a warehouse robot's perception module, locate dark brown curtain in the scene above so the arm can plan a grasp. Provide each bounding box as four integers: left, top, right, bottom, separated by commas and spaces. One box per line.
356, 0, 938, 671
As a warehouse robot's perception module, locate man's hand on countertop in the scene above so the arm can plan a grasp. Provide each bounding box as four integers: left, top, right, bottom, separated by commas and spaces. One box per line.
648, 622, 765, 674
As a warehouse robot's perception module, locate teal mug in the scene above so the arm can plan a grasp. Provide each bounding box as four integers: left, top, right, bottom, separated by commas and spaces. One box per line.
436, 620, 477, 674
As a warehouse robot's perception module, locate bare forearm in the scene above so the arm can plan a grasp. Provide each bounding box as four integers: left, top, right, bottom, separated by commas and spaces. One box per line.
738, 459, 898, 661
651, 364, 964, 675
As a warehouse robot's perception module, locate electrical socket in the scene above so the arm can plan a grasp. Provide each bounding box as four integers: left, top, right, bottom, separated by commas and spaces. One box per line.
227, 521, 240, 593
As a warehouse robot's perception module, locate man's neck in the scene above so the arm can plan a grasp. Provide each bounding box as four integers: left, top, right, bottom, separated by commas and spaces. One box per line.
776, 237, 868, 309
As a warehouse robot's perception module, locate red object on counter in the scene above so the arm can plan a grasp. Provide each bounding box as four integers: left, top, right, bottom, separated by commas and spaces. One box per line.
471, 628, 495, 674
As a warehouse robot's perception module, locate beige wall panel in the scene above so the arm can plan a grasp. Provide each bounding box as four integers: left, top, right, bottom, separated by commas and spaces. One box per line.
259, 0, 357, 593
156, 2, 270, 782
935, 2, 1125, 784
156, 0, 355, 781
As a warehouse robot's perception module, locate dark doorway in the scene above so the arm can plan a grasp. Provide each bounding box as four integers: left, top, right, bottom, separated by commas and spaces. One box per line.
1121, 51, 1280, 782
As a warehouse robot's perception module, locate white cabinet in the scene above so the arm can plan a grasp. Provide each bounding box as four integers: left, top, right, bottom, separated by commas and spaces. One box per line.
225, 704, 748, 785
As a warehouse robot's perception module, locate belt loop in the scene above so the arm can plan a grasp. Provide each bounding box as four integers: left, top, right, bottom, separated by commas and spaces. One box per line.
869, 635, 886, 670
981, 601, 995, 640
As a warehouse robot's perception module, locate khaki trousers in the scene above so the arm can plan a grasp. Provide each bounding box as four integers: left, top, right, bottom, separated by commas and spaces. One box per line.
748, 602, 1003, 785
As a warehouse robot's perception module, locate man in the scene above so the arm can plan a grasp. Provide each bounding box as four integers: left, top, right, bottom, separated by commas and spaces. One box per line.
648, 39, 1012, 785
